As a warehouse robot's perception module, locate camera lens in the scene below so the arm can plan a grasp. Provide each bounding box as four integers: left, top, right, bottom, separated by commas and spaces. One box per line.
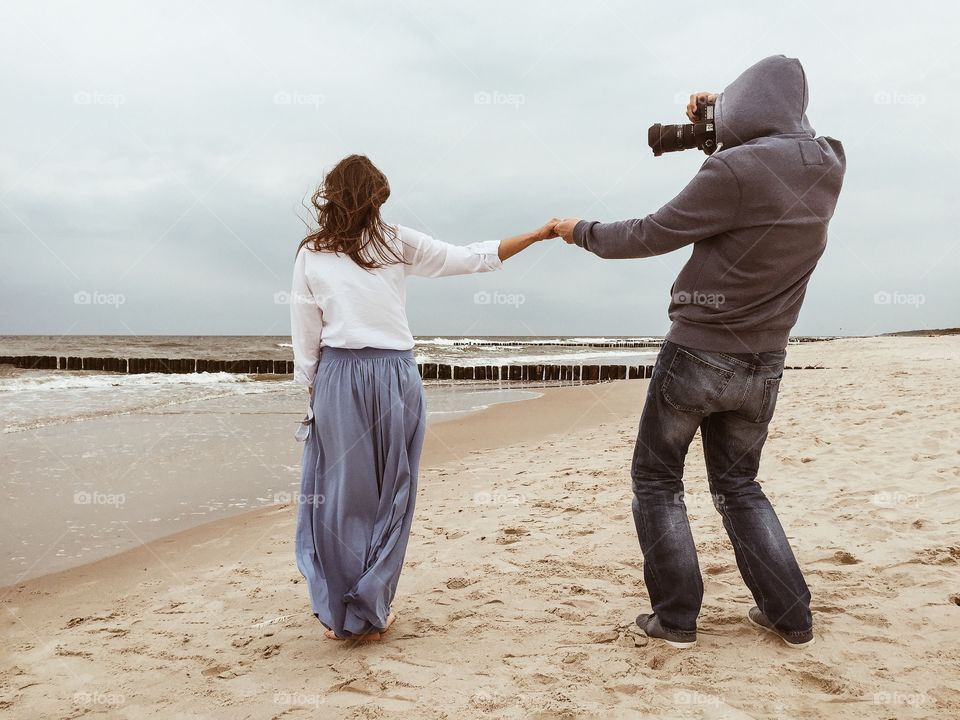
648, 124, 665, 156
648, 123, 696, 156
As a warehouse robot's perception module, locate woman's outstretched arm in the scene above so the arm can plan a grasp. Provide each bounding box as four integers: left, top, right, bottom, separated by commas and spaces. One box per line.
497, 219, 559, 261
400, 220, 559, 278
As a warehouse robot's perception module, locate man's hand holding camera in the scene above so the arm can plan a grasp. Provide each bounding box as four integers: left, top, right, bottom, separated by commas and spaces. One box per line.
686, 91, 718, 121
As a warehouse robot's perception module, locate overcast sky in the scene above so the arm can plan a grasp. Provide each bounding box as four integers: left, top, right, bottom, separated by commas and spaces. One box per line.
1, 1, 957, 338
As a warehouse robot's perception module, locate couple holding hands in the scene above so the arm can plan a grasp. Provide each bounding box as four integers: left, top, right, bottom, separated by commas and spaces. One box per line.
290, 55, 845, 649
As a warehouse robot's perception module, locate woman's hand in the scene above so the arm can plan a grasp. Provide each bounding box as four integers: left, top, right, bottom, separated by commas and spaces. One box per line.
533, 217, 561, 241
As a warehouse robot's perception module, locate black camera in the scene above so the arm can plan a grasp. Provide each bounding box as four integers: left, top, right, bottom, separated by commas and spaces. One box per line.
648, 97, 717, 157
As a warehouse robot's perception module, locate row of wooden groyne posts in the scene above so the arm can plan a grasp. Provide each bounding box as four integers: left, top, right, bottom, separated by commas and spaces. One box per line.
0, 353, 826, 381
449, 337, 834, 348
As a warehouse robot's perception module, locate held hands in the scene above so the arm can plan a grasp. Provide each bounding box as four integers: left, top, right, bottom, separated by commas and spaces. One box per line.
532, 218, 562, 241
529, 217, 579, 244
553, 217, 581, 244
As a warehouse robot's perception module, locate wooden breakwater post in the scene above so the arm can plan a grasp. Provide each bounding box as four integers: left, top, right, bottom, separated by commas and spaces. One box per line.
0, 355, 298, 375
413, 363, 658, 382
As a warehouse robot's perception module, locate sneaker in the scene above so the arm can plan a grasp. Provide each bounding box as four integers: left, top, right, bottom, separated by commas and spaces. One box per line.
747, 607, 814, 648
635, 613, 697, 649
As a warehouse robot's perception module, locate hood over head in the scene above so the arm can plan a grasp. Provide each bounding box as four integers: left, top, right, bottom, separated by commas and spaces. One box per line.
715, 55, 815, 149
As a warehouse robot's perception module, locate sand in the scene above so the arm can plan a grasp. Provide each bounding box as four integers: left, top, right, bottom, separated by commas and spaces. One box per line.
2, 336, 959, 719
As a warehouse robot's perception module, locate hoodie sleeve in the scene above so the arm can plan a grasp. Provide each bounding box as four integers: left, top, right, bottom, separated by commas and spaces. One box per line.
572, 156, 741, 259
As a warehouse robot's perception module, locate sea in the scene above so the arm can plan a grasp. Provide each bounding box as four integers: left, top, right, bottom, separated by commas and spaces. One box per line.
0, 335, 661, 434
0, 336, 660, 585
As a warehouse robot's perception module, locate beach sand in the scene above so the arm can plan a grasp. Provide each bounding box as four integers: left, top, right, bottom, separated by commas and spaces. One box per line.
2, 336, 958, 719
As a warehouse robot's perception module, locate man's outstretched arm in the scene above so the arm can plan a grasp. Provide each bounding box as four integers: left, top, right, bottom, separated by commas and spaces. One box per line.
555, 155, 741, 259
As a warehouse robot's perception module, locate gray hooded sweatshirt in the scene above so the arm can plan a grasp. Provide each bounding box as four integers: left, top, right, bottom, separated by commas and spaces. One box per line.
573, 55, 846, 353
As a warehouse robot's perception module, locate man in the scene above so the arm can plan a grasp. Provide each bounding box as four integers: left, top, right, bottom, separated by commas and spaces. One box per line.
554, 55, 845, 649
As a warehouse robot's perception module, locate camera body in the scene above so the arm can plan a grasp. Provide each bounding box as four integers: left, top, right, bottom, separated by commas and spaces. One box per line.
648, 97, 718, 157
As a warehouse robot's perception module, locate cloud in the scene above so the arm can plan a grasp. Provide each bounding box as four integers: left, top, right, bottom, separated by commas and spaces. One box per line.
0, 0, 957, 336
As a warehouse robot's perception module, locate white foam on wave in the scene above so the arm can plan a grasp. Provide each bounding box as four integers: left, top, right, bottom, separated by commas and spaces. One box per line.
0, 371, 253, 395
415, 349, 657, 366
1, 371, 282, 434
417, 337, 489, 347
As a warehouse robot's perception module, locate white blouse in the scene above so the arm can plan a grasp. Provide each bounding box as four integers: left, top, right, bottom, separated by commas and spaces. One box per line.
290, 224, 502, 385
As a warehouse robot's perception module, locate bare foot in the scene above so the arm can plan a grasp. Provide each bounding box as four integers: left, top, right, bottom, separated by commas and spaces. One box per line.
323, 613, 396, 642
324, 628, 381, 642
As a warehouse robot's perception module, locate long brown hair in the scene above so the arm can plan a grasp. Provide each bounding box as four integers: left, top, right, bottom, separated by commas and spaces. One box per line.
298, 154, 405, 269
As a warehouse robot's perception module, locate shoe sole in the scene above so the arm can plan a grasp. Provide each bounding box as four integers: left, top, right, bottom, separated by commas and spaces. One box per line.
747, 613, 814, 648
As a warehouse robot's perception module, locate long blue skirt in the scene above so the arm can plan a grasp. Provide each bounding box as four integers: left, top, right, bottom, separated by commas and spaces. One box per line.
295, 347, 426, 638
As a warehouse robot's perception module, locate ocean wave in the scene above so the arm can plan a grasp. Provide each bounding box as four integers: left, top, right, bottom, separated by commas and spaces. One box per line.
0, 371, 253, 395
414, 349, 658, 366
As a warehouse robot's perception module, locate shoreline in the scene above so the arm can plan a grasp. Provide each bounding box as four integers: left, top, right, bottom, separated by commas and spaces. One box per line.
0, 379, 561, 586
0, 381, 625, 592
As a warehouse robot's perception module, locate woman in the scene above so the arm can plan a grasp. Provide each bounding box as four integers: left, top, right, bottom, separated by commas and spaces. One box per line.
290, 154, 556, 641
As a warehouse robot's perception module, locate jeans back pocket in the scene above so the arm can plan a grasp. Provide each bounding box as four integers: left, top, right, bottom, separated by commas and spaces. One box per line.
753, 374, 782, 424
661, 348, 735, 414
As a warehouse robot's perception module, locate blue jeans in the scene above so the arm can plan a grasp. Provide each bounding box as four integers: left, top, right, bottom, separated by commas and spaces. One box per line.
631, 340, 811, 634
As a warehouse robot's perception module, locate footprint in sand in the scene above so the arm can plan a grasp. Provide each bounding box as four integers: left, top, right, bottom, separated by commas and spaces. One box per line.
445, 577, 473, 590
910, 546, 960, 565
817, 550, 860, 565
201, 663, 233, 678
794, 661, 862, 696
496, 527, 529, 545
704, 564, 735, 576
